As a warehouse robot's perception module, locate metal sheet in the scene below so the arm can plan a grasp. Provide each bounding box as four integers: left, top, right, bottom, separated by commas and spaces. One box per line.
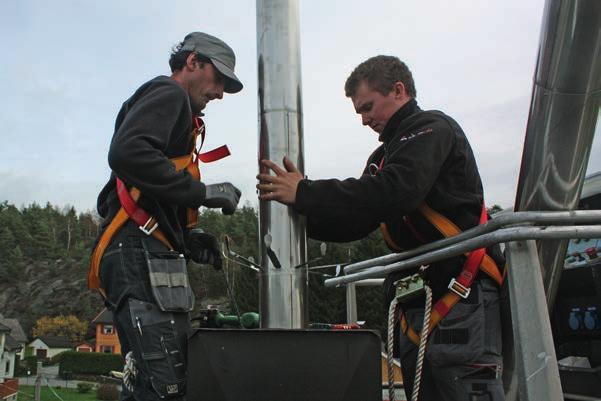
513, 0, 601, 307
257, 0, 308, 328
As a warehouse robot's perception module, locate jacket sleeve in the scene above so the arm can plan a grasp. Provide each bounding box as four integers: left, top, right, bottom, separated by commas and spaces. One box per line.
107, 83, 206, 209
294, 119, 455, 224
305, 213, 380, 242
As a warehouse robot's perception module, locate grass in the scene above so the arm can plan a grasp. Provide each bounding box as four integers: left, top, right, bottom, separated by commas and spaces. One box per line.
18, 384, 105, 401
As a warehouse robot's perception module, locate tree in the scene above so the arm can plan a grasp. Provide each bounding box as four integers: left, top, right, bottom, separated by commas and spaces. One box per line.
32, 315, 87, 343
487, 204, 504, 215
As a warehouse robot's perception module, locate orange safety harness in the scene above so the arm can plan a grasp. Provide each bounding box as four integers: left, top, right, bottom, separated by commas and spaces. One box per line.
87, 117, 230, 294
376, 156, 505, 346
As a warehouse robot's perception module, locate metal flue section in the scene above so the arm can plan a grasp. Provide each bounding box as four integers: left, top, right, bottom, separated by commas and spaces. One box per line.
514, 0, 601, 308
257, 0, 308, 328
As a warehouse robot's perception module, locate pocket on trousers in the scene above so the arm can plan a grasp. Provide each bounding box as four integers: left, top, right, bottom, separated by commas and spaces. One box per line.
144, 249, 195, 313
426, 285, 485, 367
128, 299, 187, 398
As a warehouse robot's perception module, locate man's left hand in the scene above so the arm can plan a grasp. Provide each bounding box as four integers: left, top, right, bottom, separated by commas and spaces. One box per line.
187, 229, 222, 270
256, 157, 303, 205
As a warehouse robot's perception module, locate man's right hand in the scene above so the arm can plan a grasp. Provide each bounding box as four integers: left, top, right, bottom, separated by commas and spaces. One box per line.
204, 182, 242, 215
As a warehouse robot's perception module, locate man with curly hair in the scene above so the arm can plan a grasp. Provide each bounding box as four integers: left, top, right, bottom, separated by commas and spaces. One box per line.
90, 32, 243, 400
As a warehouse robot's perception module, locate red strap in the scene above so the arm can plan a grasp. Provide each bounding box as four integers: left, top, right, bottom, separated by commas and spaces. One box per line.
116, 178, 153, 227
198, 145, 231, 163
430, 204, 488, 322
455, 204, 488, 288
194, 116, 231, 163
433, 300, 452, 317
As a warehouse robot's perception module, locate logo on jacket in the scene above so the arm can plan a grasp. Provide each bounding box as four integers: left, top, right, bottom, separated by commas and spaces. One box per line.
400, 128, 433, 142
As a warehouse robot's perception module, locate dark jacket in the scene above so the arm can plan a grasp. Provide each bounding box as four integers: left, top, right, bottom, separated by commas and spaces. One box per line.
96, 76, 206, 252
295, 99, 503, 301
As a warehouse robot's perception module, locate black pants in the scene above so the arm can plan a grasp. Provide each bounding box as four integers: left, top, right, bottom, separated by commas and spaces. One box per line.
399, 279, 505, 401
99, 222, 191, 401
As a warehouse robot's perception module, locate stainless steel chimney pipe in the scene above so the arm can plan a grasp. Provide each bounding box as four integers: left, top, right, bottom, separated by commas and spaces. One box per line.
514, 0, 601, 308
257, 0, 308, 328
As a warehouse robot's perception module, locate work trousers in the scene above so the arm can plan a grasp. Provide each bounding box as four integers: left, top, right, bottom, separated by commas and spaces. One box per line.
99, 222, 192, 401
399, 279, 505, 401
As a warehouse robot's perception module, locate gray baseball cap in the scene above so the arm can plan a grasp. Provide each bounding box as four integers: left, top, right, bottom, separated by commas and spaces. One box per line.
181, 32, 243, 94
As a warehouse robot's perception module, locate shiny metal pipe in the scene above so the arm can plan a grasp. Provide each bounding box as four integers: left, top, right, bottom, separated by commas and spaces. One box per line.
257, 0, 307, 328
354, 279, 385, 286
346, 283, 357, 324
346, 279, 385, 323
513, 0, 601, 308
345, 211, 601, 274
325, 225, 601, 287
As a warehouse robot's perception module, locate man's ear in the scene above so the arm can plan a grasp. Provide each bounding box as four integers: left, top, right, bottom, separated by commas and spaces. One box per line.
185, 53, 198, 71
393, 81, 407, 99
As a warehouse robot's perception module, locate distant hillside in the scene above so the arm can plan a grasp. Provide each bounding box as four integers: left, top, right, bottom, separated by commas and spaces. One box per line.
0, 201, 389, 339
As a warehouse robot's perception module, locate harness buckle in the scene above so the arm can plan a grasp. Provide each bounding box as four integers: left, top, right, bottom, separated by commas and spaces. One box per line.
448, 278, 471, 299
139, 217, 158, 235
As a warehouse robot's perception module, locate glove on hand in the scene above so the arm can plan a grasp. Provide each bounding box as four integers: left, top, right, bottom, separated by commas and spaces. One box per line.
187, 229, 222, 270
204, 182, 242, 215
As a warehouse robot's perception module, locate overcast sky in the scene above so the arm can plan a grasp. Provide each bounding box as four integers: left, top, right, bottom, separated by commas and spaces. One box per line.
1, 0, 599, 214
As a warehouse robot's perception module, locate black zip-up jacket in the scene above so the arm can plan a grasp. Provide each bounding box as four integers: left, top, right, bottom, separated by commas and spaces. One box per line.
294, 99, 503, 301
96, 76, 206, 252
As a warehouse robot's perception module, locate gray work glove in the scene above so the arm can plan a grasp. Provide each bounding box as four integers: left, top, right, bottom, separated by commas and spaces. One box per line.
204, 182, 242, 215
187, 229, 222, 270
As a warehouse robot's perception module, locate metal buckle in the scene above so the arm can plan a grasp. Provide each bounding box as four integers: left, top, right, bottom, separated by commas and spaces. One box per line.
448, 278, 471, 299
139, 218, 158, 235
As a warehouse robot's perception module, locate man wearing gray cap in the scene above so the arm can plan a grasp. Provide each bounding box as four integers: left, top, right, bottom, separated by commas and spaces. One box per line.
89, 32, 243, 401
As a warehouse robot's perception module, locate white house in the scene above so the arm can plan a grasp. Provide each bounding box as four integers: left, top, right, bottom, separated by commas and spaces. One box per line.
0, 315, 27, 361
0, 322, 19, 401
27, 336, 72, 359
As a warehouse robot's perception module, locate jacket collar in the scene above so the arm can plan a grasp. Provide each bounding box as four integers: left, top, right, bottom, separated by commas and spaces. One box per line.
379, 98, 419, 143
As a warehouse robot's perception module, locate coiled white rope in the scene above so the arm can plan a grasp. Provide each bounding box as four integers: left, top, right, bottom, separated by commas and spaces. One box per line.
387, 296, 400, 401
412, 284, 432, 401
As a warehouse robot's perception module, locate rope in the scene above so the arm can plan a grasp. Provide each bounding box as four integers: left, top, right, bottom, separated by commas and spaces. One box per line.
221, 238, 242, 325
412, 284, 432, 401
43, 376, 65, 401
222, 265, 241, 325
387, 296, 400, 401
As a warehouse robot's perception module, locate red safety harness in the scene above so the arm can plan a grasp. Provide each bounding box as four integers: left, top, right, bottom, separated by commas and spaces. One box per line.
376, 156, 505, 345
88, 117, 229, 293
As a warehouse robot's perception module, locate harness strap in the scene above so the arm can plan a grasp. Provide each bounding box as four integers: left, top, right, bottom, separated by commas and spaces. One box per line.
419, 204, 503, 286
372, 153, 504, 346
88, 117, 230, 291
398, 203, 505, 345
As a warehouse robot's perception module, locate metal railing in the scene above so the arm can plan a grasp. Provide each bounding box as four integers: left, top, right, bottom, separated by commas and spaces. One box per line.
325, 211, 601, 287
326, 210, 601, 401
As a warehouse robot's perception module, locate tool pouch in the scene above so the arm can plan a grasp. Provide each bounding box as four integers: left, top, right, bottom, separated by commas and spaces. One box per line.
143, 243, 195, 313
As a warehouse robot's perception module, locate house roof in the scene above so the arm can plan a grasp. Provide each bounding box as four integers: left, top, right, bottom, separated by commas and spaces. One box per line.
92, 308, 114, 324
0, 316, 27, 343
34, 336, 73, 349
5, 335, 23, 352
0, 322, 10, 333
